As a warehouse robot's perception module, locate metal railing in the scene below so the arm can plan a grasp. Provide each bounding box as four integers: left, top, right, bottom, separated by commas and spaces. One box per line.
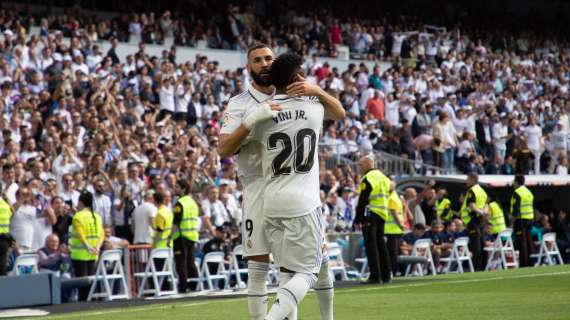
319, 143, 450, 176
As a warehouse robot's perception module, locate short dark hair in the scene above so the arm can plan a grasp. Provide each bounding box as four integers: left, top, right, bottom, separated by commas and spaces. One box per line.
413, 223, 426, 230
269, 53, 304, 89
247, 43, 271, 60
153, 191, 165, 205
514, 175, 525, 186
177, 180, 191, 195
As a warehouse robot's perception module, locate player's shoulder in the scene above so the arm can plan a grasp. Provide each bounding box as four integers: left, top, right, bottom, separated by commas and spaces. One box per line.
227, 90, 252, 107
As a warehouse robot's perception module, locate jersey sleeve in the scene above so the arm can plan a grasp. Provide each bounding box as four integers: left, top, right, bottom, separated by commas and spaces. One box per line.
220, 99, 246, 134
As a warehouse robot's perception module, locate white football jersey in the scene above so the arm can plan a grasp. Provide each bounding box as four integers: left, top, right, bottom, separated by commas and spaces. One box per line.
220, 86, 273, 184
252, 94, 324, 218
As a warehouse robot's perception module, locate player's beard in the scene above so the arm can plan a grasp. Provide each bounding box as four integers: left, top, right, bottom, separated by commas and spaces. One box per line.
250, 68, 271, 87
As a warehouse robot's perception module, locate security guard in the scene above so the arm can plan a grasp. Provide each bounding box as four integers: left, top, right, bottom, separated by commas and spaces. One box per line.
354, 155, 391, 284
173, 180, 200, 292
70, 191, 104, 301
511, 175, 534, 267
460, 173, 488, 271
435, 188, 453, 222
487, 194, 506, 237
385, 180, 404, 277
0, 186, 13, 276
152, 190, 174, 249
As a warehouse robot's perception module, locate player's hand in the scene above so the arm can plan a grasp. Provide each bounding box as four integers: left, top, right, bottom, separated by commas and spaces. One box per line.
286, 74, 323, 97
243, 102, 282, 129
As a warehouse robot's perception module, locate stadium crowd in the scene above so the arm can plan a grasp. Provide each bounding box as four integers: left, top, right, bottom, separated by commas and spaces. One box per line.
0, 3, 569, 284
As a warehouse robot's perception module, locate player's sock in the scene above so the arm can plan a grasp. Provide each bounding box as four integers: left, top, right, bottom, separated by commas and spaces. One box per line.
279, 272, 297, 320
265, 273, 316, 320
248, 261, 269, 320
314, 257, 334, 320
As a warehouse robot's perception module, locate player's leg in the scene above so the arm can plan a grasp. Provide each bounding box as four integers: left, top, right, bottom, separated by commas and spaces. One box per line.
244, 181, 272, 320
248, 254, 270, 320
266, 208, 323, 320
314, 255, 334, 320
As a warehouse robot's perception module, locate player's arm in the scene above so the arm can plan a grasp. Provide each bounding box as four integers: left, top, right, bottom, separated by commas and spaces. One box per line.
219, 101, 281, 158
286, 74, 345, 121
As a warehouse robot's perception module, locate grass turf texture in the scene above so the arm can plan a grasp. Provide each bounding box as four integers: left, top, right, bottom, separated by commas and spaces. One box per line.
42, 265, 570, 320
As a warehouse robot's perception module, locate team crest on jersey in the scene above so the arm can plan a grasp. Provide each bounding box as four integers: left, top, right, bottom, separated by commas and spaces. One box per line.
247, 239, 253, 249
222, 113, 229, 126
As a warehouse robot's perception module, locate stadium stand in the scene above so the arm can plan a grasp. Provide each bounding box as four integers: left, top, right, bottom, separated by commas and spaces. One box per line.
0, 0, 568, 306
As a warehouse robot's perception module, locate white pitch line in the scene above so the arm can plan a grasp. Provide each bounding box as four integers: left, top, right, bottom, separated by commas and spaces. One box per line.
40, 270, 570, 319
338, 270, 570, 294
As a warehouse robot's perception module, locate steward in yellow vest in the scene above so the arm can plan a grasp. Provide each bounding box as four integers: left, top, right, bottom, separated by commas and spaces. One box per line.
386, 183, 404, 275
435, 188, 453, 221
511, 175, 534, 267
460, 173, 488, 271
153, 190, 174, 249
172, 180, 200, 292
487, 196, 506, 235
70, 191, 104, 301
0, 197, 12, 235
355, 155, 391, 284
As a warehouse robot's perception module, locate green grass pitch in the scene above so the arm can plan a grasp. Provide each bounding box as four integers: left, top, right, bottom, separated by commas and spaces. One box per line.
42, 265, 570, 320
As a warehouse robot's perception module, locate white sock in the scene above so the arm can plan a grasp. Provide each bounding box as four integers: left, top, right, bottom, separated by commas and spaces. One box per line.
265, 273, 316, 320
248, 261, 269, 320
315, 258, 334, 320
279, 272, 297, 320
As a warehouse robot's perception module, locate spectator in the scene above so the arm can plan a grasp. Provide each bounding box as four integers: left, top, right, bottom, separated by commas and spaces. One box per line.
400, 223, 426, 256
132, 190, 158, 244
37, 234, 71, 273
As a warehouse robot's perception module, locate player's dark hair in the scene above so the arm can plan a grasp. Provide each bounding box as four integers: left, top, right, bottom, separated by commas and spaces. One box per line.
269, 53, 304, 90
247, 43, 271, 60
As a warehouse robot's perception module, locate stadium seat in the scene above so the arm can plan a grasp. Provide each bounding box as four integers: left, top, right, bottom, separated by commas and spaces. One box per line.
9, 254, 39, 276
440, 237, 474, 274
354, 257, 368, 279
135, 248, 178, 298
327, 243, 348, 281
201, 251, 229, 290
484, 228, 518, 271
228, 245, 248, 289
532, 233, 564, 267
185, 257, 204, 291
87, 249, 130, 301
404, 239, 436, 277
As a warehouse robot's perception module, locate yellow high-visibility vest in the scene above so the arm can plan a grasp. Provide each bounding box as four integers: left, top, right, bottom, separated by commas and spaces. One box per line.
460, 184, 487, 225
360, 169, 390, 221
0, 198, 12, 234
173, 195, 199, 242
436, 198, 452, 221
154, 205, 174, 248
70, 208, 103, 261
511, 186, 534, 220
488, 201, 506, 234
385, 191, 404, 235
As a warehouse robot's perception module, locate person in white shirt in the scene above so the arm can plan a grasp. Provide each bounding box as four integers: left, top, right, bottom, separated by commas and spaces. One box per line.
175, 79, 192, 123
524, 116, 543, 174
93, 178, 112, 227
10, 187, 38, 252
551, 122, 568, 159
384, 94, 400, 127
200, 186, 228, 228
492, 114, 510, 161
131, 191, 158, 244
158, 77, 176, 121
59, 173, 80, 210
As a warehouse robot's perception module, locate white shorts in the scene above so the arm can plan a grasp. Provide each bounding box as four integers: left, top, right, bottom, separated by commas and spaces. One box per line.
264, 207, 324, 274
242, 178, 270, 257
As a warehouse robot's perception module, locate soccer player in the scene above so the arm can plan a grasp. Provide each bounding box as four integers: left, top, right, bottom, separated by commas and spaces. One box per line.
219, 44, 344, 320
250, 52, 334, 320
